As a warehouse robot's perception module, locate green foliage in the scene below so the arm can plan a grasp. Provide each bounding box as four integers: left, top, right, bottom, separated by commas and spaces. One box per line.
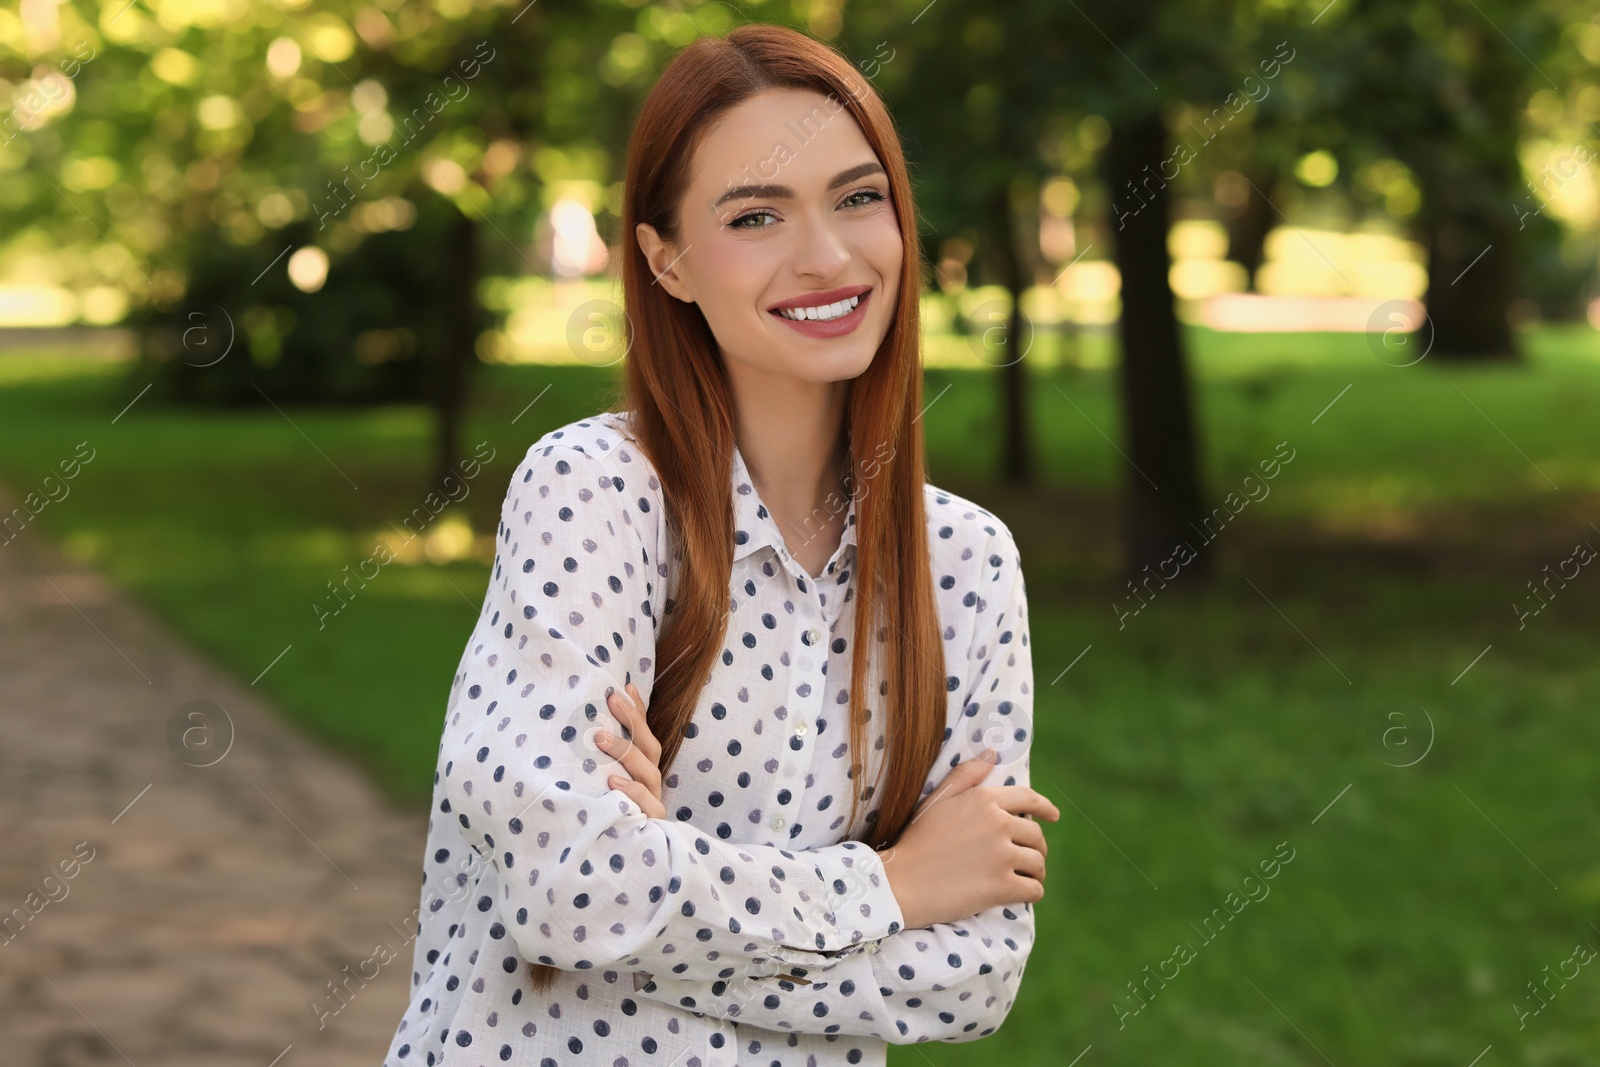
3, 0, 676, 404
125, 187, 494, 405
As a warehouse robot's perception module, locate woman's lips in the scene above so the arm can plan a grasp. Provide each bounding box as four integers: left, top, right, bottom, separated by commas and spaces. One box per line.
768, 290, 870, 339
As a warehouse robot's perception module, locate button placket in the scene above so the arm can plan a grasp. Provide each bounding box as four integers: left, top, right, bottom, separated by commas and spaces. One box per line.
772, 587, 830, 837
765, 560, 801, 828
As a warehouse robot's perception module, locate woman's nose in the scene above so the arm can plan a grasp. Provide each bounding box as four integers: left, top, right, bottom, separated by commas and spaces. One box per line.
789, 216, 851, 281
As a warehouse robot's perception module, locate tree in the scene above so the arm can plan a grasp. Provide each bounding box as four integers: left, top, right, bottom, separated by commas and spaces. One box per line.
1103, 111, 1210, 575
2, 0, 675, 489
1306, 0, 1567, 361
1054, 0, 1262, 577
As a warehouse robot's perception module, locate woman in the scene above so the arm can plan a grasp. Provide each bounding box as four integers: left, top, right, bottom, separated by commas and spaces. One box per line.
383, 23, 1058, 1066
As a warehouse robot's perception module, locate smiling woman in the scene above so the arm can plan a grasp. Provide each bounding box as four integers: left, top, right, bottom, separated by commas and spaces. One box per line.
633, 82, 903, 399
381, 22, 1057, 1067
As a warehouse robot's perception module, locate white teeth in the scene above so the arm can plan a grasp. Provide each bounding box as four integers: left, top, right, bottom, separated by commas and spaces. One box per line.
779, 295, 861, 322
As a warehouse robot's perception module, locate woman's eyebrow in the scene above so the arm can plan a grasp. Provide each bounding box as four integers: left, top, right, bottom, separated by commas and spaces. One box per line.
711, 161, 887, 209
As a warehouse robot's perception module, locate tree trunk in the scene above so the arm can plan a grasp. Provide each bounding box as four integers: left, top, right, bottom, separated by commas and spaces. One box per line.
1223, 164, 1277, 292
432, 207, 478, 490
991, 184, 1035, 486
1420, 201, 1518, 361
1103, 111, 1211, 581
1414, 21, 1523, 363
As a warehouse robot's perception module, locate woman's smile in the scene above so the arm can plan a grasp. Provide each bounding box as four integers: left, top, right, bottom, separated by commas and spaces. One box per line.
767, 284, 873, 338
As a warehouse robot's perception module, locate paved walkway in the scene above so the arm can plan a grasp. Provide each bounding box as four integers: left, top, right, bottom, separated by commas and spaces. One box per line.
0, 485, 424, 1066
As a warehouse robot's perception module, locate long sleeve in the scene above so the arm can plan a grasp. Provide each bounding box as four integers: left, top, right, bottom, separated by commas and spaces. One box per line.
440, 441, 906, 986
627, 523, 1038, 1043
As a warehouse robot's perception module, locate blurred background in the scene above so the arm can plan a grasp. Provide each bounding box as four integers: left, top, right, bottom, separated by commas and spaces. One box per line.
2, 0, 1598, 1064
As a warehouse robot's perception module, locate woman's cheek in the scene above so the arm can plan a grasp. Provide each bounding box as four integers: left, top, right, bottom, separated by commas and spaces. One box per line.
699, 236, 777, 310
863, 216, 903, 274
863, 224, 903, 305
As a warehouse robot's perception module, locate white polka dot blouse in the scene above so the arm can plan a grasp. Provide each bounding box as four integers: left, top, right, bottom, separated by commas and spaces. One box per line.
382, 409, 1037, 1066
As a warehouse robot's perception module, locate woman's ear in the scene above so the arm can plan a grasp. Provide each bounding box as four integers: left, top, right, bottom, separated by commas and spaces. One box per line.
635, 223, 695, 304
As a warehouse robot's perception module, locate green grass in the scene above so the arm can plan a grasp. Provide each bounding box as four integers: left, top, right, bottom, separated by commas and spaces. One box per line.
2, 326, 1598, 1065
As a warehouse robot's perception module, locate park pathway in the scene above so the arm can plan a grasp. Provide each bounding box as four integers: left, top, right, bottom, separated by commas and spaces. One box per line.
0, 482, 425, 1066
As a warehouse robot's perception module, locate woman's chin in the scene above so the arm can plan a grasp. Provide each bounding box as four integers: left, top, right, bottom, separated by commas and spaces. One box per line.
776, 341, 879, 383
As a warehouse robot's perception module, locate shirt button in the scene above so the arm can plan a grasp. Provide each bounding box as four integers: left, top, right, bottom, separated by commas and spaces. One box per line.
805, 627, 821, 645
771, 815, 786, 830
794, 721, 808, 737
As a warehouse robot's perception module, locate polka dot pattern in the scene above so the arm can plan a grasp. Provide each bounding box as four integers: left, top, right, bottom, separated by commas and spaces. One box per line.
382, 411, 1036, 1065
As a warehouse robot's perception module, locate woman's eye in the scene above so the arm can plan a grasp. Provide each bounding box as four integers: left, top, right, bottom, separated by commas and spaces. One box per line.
843, 189, 887, 209
730, 210, 777, 229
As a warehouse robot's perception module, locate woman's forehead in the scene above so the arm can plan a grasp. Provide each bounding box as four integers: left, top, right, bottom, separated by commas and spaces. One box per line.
689, 87, 876, 193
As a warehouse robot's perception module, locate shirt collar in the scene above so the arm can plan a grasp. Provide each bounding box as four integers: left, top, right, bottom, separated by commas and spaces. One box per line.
730, 440, 858, 572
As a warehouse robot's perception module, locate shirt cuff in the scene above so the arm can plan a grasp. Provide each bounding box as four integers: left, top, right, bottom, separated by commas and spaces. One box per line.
760, 842, 904, 973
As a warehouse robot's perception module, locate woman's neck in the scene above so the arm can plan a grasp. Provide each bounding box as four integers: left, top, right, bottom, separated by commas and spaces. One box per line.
729, 376, 853, 570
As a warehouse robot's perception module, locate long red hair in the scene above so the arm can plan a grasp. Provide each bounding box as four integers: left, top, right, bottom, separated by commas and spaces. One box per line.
529, 22, 944, 995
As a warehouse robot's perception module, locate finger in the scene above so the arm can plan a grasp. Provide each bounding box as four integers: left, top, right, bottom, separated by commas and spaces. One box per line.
604, 691, 646, 759
609, 687, 661, 764
624, 779, 665, 821
1011, 815, 1048, 859
988, 785, 1062, 822
608, 774, 653, 812
598, 729, 663, 794
1009, 843, 1046, 881
918, 750, 999, 812
1006, 869, 1047, 904
627, 684, 662, 764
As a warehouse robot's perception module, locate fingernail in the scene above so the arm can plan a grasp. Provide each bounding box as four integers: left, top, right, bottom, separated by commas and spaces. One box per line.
597, 730, 610, 744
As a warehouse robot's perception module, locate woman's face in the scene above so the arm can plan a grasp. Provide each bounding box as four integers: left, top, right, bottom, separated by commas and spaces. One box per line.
636, 87, 903, 388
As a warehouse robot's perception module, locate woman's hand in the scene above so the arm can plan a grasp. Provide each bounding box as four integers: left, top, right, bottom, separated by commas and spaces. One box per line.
598, 682, 666, 819
879, 749, 1061, 930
